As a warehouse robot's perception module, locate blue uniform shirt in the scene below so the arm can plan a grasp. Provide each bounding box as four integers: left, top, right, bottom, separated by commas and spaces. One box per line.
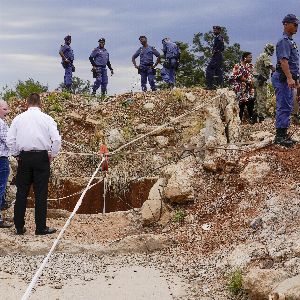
213, 35, 224, 54
90, 47, 110, 66
276, 32, 299, 75
60, 44, 74, 61
132, 46, 160, 67
163, 41, 180, 59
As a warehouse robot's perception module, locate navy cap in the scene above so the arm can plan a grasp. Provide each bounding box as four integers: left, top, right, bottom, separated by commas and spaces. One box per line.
282, 14, 299, 24
213, 26, 221, 30
98, 38, 105, 43
64, 35, 71, 41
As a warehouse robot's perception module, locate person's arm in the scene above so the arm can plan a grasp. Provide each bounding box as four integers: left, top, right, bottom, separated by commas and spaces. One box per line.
132, 49, 140, 69
153, 48, 161, 68
48, 118, 61, 159
6, 120, 18, 156
107, 60, 114, 75
281, 58, 295, 88
89, 49, 96, 68
59, 46, 69, 63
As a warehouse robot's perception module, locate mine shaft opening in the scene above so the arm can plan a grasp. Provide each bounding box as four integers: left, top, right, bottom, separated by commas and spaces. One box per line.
27, 178, 157, 214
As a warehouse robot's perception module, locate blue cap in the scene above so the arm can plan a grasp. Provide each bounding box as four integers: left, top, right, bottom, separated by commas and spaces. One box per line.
98, 38, 105, 43
282, 14, 299, 24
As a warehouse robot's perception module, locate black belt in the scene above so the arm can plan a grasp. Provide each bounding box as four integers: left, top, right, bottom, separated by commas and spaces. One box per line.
21, 150, 47, 153
0, 156, 8, 159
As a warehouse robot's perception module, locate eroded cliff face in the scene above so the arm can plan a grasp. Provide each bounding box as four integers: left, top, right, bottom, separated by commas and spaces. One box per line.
2, 88, 300, 299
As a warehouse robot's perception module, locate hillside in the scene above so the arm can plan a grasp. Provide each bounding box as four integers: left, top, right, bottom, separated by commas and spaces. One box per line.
1, 88, 300, 300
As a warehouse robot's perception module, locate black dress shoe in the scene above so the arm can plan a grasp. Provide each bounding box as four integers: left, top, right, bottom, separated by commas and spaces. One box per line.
16, 227, 26, 235
0, 221, 13, 228
35, 227, 57, 235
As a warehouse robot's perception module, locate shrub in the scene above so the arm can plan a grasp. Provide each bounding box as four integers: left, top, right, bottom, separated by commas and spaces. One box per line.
15, 78, 48, 99
173, 209, 186, 223
1, 85, 18, 101
228, 269, 243, 295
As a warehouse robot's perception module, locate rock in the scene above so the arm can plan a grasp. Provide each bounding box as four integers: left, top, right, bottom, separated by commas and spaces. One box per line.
273, 275, 300, 299
67, 111, 82, 121
185, 92, 196, 102
163, 156, 195, 203
227, 242, 267, 268
143, 102, 155, 110
85, 117, 102, 126
141, 199, 163, 225
47, 209, 70, 219
240, 161, 271, 183
250, 217, 263, 230
107, 234, 174, 254
154, 136, 169, 147
107, 129, 125, 149
250, 131, 274, 141
243, 268, 288, 299
148, 178, 166, 201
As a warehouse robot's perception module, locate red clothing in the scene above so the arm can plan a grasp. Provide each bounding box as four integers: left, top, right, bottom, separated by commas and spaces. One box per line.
231, 63, 255, 103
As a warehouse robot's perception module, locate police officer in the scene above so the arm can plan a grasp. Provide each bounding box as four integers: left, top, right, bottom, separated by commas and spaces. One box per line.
89, 38, 114, 96
272, 14, 299, 147
161, 38, 180, 88
205, 26, 225, 90
254, 43, 275, 122
132, 36, 160, 92
59, 35, 74, 91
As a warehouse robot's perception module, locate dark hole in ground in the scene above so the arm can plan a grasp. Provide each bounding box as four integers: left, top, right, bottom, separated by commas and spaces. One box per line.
27, 178, 157, 214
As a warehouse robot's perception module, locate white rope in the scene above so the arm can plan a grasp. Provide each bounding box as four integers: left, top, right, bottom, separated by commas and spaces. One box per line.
21, 157, 105, 300
103, 173, 107, 214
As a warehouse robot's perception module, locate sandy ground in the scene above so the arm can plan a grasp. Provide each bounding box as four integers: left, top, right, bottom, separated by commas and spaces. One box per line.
0, 266, 186, 300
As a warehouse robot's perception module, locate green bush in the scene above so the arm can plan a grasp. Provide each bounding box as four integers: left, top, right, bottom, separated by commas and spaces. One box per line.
1, 85, 18, 101
228, 269, 243, 295
15, 78, 48, 99
173, 209, 186, 223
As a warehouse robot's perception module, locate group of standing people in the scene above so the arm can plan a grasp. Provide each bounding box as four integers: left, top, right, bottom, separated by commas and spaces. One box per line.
59, 35, 180, 95
229, 13, 300, 148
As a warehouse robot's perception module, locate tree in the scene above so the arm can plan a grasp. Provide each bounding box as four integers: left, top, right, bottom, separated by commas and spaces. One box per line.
58, 76, 92, 94
156, 28, 243, 89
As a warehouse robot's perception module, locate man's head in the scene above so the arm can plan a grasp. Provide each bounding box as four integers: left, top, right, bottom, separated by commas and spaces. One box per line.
242, 52, 252, 63
64, 35, 71, 45
98, 38, 105, 48
139, 35, 147, 46
162, 37, 170, 44
264, 43, 275, 55
27, 93, 41, 108
0, 100, 9, 120
282, 14, 299, 35
213, 26, 221, 35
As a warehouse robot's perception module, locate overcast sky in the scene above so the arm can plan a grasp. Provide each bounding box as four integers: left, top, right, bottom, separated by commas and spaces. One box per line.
0, 0, 299, 94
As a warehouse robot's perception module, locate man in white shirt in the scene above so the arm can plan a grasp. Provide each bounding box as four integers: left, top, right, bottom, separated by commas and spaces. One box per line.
7, 93, 61, 235
0, 100, 12, 228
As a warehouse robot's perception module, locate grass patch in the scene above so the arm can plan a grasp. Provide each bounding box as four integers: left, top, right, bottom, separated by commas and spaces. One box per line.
228, 269, 243, 296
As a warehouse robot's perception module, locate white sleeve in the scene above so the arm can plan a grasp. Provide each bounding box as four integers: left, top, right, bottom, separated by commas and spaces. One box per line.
48, 118, 61, 157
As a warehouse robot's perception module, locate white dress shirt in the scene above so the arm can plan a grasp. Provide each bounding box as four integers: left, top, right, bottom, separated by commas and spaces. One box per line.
7, 107, 61, 157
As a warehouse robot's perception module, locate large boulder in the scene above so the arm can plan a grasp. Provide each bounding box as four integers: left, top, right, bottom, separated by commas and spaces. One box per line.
163, 156, 195, 203
243, 268, 288, 299
240, 160, 271, 184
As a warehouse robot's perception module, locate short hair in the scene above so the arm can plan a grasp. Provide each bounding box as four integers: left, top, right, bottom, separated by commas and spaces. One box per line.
242, 52, 252, 60
27, 93, 41, 106
139, 35, 147, 40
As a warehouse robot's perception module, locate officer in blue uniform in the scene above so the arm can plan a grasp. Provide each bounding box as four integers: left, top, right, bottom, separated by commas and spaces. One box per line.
59, 35, 74, 91
89, 38, 114, 96
132, 36, 160, 92
161, 38, 180, 88
205, 26, 225, 90
272, 14, 299, 147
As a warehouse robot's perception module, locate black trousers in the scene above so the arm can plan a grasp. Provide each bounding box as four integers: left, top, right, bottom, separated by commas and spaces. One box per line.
239, 99, 255, 121
14, 151, 50, 231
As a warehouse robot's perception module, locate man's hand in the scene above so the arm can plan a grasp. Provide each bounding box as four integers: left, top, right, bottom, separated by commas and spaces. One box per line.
48, 153, 53, 162
110, 69, 114, 75
287, 77, 296, 88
